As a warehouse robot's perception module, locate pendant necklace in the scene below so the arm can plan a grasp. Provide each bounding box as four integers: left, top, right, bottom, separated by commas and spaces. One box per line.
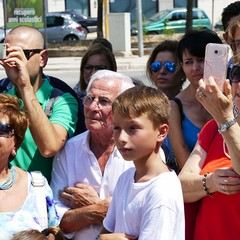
0, 163, 17, 190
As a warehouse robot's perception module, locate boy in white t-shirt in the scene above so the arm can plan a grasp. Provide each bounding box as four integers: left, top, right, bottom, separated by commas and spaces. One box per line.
97, 86, 185, 240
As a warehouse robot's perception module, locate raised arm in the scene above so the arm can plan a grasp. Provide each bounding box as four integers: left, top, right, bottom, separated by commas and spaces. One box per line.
2, 46, 77, 157
197, 78, 240, 174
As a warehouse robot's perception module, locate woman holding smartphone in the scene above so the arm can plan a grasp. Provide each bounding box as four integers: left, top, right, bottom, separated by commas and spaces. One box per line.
165, 29, 222, 240
179, 71, 240, 239
177, 14, 240, 240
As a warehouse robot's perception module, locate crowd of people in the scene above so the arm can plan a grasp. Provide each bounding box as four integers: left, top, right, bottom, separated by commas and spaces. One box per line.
1, 1, 240, 240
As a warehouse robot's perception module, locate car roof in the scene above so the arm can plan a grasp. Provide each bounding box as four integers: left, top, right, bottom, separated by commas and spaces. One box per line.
169, 7, 205, 12
47, 10, 87, 18
46, 12, 71, 16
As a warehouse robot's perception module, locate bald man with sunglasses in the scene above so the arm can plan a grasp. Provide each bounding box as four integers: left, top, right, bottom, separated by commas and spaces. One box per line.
0, 25, 78, 182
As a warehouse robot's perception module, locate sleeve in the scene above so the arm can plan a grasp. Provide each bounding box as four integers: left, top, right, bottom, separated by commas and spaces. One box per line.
50, 149, 70, 220
198, 119, 218, 153
50, 92, 78, 138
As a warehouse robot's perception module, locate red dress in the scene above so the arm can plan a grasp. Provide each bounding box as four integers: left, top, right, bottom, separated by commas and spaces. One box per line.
194, 119, 240, 240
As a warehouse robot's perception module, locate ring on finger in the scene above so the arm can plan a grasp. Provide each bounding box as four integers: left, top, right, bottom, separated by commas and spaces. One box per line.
198, 91, 206, 98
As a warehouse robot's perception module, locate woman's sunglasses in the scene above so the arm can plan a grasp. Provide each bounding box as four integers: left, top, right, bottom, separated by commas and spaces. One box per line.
0, 122, 14, 137
150, 61, 176, 73
230, 65, 240, 83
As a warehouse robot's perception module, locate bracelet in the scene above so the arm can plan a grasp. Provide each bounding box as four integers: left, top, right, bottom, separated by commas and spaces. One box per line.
202, 172, 212, 197
96, 234, 102, 240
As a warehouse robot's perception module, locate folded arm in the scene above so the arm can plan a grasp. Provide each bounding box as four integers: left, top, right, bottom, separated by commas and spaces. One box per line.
60, 198, 111, 233
179, 142, 240, 202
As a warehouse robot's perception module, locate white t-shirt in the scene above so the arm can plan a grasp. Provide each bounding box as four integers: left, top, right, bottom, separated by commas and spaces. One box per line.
103, 168, 185, 240
50, 131, 134, 240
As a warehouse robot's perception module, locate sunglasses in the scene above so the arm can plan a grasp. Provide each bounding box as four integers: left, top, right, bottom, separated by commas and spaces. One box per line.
150, 61, 176, 73
0, 122, 14, 137
83, 64, 108, 73
23, 49, 43, 60
230, 65, 240, 83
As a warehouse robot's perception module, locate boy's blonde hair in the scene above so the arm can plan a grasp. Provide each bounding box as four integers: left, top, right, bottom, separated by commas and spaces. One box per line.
112, 86, 170, 129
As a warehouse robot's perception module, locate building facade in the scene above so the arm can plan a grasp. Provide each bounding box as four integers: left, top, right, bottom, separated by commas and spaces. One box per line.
0, 0, 235, 31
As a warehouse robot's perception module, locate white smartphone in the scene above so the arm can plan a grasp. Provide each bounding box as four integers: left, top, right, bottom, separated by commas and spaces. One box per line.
0, 43, 6, 60
203, 43, 229, 91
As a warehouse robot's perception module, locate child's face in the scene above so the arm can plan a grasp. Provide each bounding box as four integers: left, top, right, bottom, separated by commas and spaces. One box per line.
113, 110, 161, 161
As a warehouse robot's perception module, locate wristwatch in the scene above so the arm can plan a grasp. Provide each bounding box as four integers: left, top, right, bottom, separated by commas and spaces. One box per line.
218, 118, 237, 133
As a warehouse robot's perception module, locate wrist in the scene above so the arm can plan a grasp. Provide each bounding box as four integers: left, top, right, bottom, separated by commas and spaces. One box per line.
218, 116, 237, 133
202, 172, 213, 197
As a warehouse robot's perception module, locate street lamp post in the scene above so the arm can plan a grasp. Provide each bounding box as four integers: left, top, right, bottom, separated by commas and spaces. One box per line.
136, 0, 144, 57
212, 0, 214, 30
104, 0, 109, 39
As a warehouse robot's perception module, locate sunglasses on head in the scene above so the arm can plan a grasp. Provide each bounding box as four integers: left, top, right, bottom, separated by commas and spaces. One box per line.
150, 61, 176, 73
0, 122, 14, 137
230, 65, 240, 83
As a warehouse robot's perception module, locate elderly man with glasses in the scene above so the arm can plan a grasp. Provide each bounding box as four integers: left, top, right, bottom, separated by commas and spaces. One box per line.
0, 25, 78, 182
50, 70, 137, 240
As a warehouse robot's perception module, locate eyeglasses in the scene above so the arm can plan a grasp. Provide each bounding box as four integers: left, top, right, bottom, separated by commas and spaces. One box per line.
230, 65, 240, 83
83, 64, 108, 73
23, 49, 43, 60
0, 122, 14, 138
150, 61, 176, 73
82, 95, 112, 109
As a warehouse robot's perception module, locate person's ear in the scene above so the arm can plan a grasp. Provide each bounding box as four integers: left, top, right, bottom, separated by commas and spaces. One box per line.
11, 147, 16, 158
40, 49, 48, 68
223, 32, 229, 44
157, 123, 169, 143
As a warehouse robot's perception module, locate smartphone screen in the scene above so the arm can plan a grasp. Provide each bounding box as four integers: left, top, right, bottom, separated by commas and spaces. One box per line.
203, 43, 229, 91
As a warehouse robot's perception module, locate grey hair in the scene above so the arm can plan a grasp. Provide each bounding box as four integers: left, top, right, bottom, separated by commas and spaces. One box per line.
86, 70, 135, 94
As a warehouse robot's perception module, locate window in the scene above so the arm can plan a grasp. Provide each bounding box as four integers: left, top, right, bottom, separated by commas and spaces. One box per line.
47, 16, 64, 27
169, 12, 186, 21
193, 10, 207, 19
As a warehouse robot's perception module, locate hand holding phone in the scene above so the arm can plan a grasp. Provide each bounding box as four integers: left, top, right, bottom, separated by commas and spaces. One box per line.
203, 43, 229, 91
